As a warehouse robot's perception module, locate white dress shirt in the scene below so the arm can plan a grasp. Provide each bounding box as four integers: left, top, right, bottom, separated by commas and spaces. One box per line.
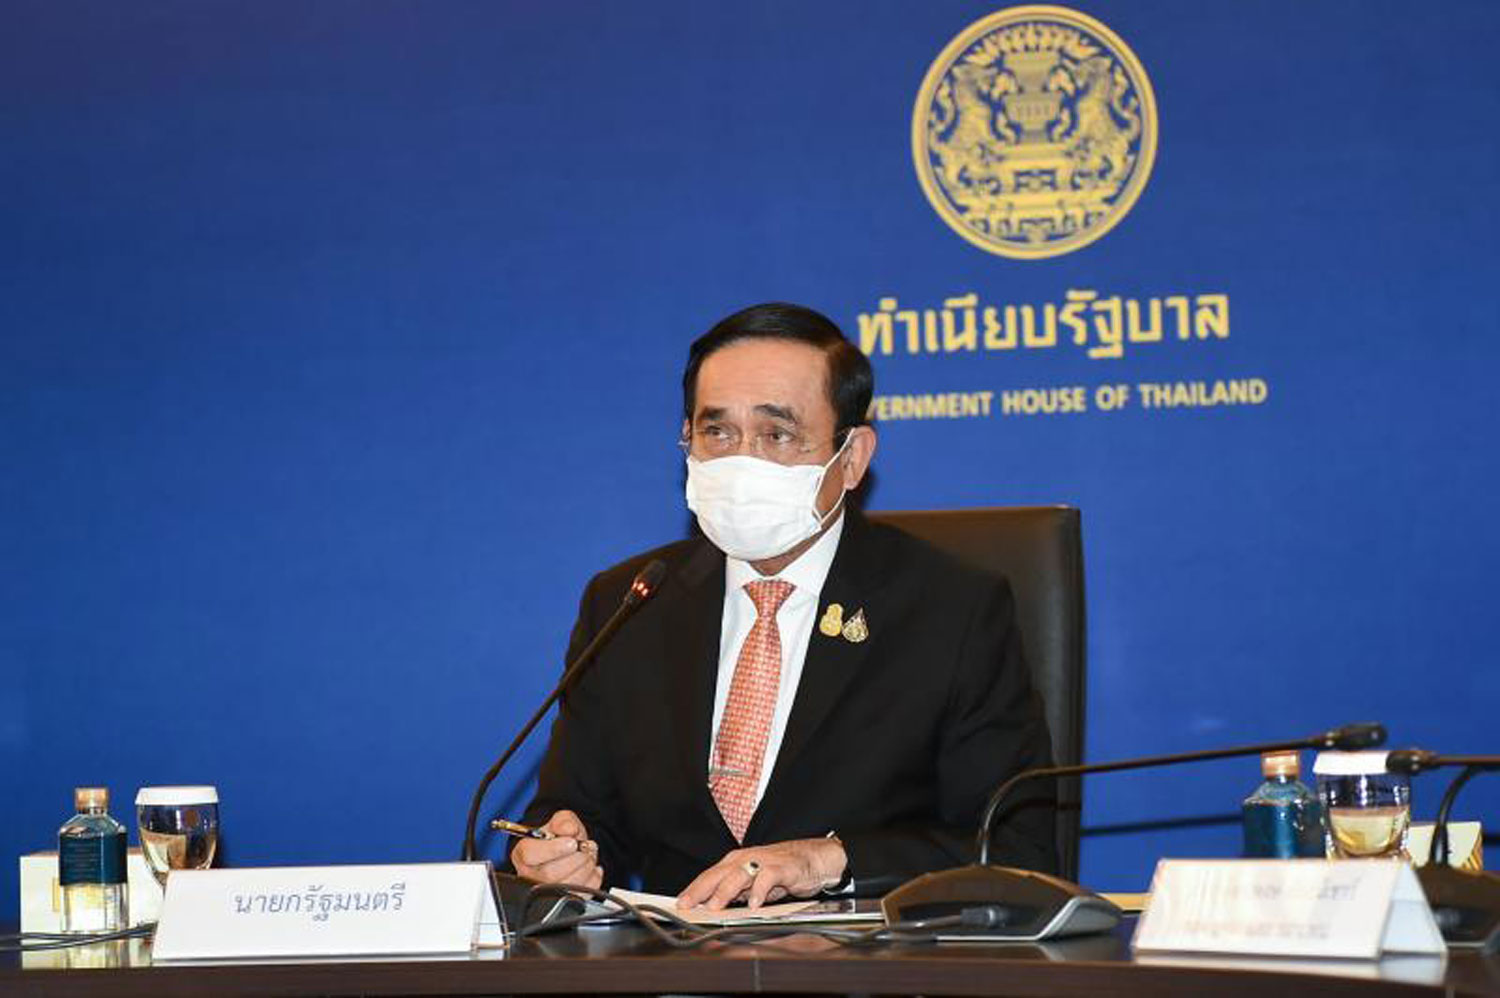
708, 512, 845, 809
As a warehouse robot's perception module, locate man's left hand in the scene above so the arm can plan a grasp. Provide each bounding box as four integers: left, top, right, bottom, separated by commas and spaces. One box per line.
677, 837, 847, 911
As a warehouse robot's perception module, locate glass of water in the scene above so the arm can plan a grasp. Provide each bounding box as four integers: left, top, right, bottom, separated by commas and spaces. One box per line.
135, 786, 220, 887
1313, 752, 1410, 860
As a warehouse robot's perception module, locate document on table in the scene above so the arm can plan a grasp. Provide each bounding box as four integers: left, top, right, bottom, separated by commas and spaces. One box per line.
600, 888, 882, 926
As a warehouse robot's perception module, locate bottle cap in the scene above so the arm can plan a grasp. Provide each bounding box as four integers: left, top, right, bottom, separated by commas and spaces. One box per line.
1312, 750, 1392, 776
74, 787, 108, 810
136, 785, 219, 806
1261, 751, 1300, 779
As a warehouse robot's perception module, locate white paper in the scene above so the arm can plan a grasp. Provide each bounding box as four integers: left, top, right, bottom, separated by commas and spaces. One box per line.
1408, 821, 1483, 869
599, 888, 878, 925
1131, 859, 1444, 960
151, 862, 502, 961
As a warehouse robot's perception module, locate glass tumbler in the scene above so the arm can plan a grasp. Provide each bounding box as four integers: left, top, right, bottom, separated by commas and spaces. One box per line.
1313, 752, 1410, 860
135, 785, 220, 887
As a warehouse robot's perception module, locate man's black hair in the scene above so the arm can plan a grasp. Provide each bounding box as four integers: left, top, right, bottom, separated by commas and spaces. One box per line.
682, 302, 874, 436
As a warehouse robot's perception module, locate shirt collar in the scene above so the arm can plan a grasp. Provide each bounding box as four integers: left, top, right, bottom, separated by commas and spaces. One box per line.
724, 508, 845, 600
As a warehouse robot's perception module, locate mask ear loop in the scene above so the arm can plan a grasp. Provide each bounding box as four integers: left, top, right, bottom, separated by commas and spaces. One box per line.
811, 429, 857, 530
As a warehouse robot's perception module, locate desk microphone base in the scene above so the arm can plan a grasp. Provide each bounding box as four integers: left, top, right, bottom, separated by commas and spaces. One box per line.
1418, 865, 1500, 951
492, 872, 589, 936
881, 865, 1122, 942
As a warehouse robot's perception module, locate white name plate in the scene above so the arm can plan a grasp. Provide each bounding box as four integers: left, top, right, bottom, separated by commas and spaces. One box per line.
1132, 859, 1445, 960
151, 862, 503, 961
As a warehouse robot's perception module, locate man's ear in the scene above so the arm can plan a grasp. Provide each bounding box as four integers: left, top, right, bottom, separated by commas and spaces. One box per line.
840, 425, 877, 490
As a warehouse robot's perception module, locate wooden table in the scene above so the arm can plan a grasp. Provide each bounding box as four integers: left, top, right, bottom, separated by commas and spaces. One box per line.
5, 919, 1499, 997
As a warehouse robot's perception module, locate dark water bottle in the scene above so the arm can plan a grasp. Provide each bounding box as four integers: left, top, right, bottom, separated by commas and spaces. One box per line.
1242, 751, 1324, 858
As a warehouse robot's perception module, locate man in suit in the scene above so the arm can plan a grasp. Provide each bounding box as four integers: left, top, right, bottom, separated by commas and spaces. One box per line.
513, 302, 1054, 909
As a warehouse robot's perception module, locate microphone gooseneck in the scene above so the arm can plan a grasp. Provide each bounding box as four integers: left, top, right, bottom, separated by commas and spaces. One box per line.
1431, 766, 1483, 867
1380, 748, 1500, 867
1382, 749, 1500, 948
973, 722, 1388, 866
461, 559, 667, 862
882, 721, 1390, 943
1385, 749, 1500, 775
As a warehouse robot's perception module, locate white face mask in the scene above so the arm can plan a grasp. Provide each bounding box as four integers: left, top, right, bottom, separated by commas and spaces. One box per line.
684, 438, 851, 562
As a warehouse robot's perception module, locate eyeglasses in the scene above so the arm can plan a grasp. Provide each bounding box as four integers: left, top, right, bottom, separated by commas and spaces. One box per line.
680, 423, 847, 463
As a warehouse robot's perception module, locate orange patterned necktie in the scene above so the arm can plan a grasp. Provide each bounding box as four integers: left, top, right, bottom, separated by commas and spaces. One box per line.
710, 578, 795, 842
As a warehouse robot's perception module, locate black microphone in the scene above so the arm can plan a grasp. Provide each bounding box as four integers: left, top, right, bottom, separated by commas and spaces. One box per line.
881, 722, 1387, 942
1383, 748, 1500, 949
1385, 750, 1500, 775
460, 559, 667, 862
974, 721, 1387, 864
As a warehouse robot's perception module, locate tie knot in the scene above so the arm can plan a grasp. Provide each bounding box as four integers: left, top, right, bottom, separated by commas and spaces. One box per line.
744, 578, 794, 617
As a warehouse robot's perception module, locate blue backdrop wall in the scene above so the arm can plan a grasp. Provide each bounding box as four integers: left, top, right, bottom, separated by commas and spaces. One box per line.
5, 0, 1498, 918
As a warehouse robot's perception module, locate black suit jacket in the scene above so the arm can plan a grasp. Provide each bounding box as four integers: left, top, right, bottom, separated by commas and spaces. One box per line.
520, 510, 1056, 895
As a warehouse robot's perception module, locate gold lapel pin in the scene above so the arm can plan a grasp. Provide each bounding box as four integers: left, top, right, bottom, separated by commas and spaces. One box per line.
841, 608, 869, 644
819, 603, 844, 637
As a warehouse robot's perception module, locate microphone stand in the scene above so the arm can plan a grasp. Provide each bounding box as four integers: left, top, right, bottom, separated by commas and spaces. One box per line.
1385, 751, 1500, 950
461, 560, 667, 862
457, 560, 667, 937
977, 724, 1386, 864
881, 722, 1388, 941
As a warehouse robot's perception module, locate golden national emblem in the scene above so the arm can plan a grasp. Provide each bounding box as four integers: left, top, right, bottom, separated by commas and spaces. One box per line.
913, 5, 1157, 259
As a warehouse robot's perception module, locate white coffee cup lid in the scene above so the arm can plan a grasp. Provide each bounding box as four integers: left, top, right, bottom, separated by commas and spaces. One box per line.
136, 785, 219, 806
1312, 751, 1391, 776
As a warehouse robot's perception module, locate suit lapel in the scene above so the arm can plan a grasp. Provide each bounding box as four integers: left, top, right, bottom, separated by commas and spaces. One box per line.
659, 538, 731, 831
752, 511, 892, 833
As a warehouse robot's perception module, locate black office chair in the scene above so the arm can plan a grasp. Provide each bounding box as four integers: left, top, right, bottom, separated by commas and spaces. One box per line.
867, 506, 1085, 882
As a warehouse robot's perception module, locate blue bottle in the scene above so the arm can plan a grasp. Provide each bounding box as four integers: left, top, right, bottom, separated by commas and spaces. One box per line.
1242, 751, 1324, 858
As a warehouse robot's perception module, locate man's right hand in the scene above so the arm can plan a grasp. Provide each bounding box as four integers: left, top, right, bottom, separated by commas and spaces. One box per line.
509, 810, 603, 888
